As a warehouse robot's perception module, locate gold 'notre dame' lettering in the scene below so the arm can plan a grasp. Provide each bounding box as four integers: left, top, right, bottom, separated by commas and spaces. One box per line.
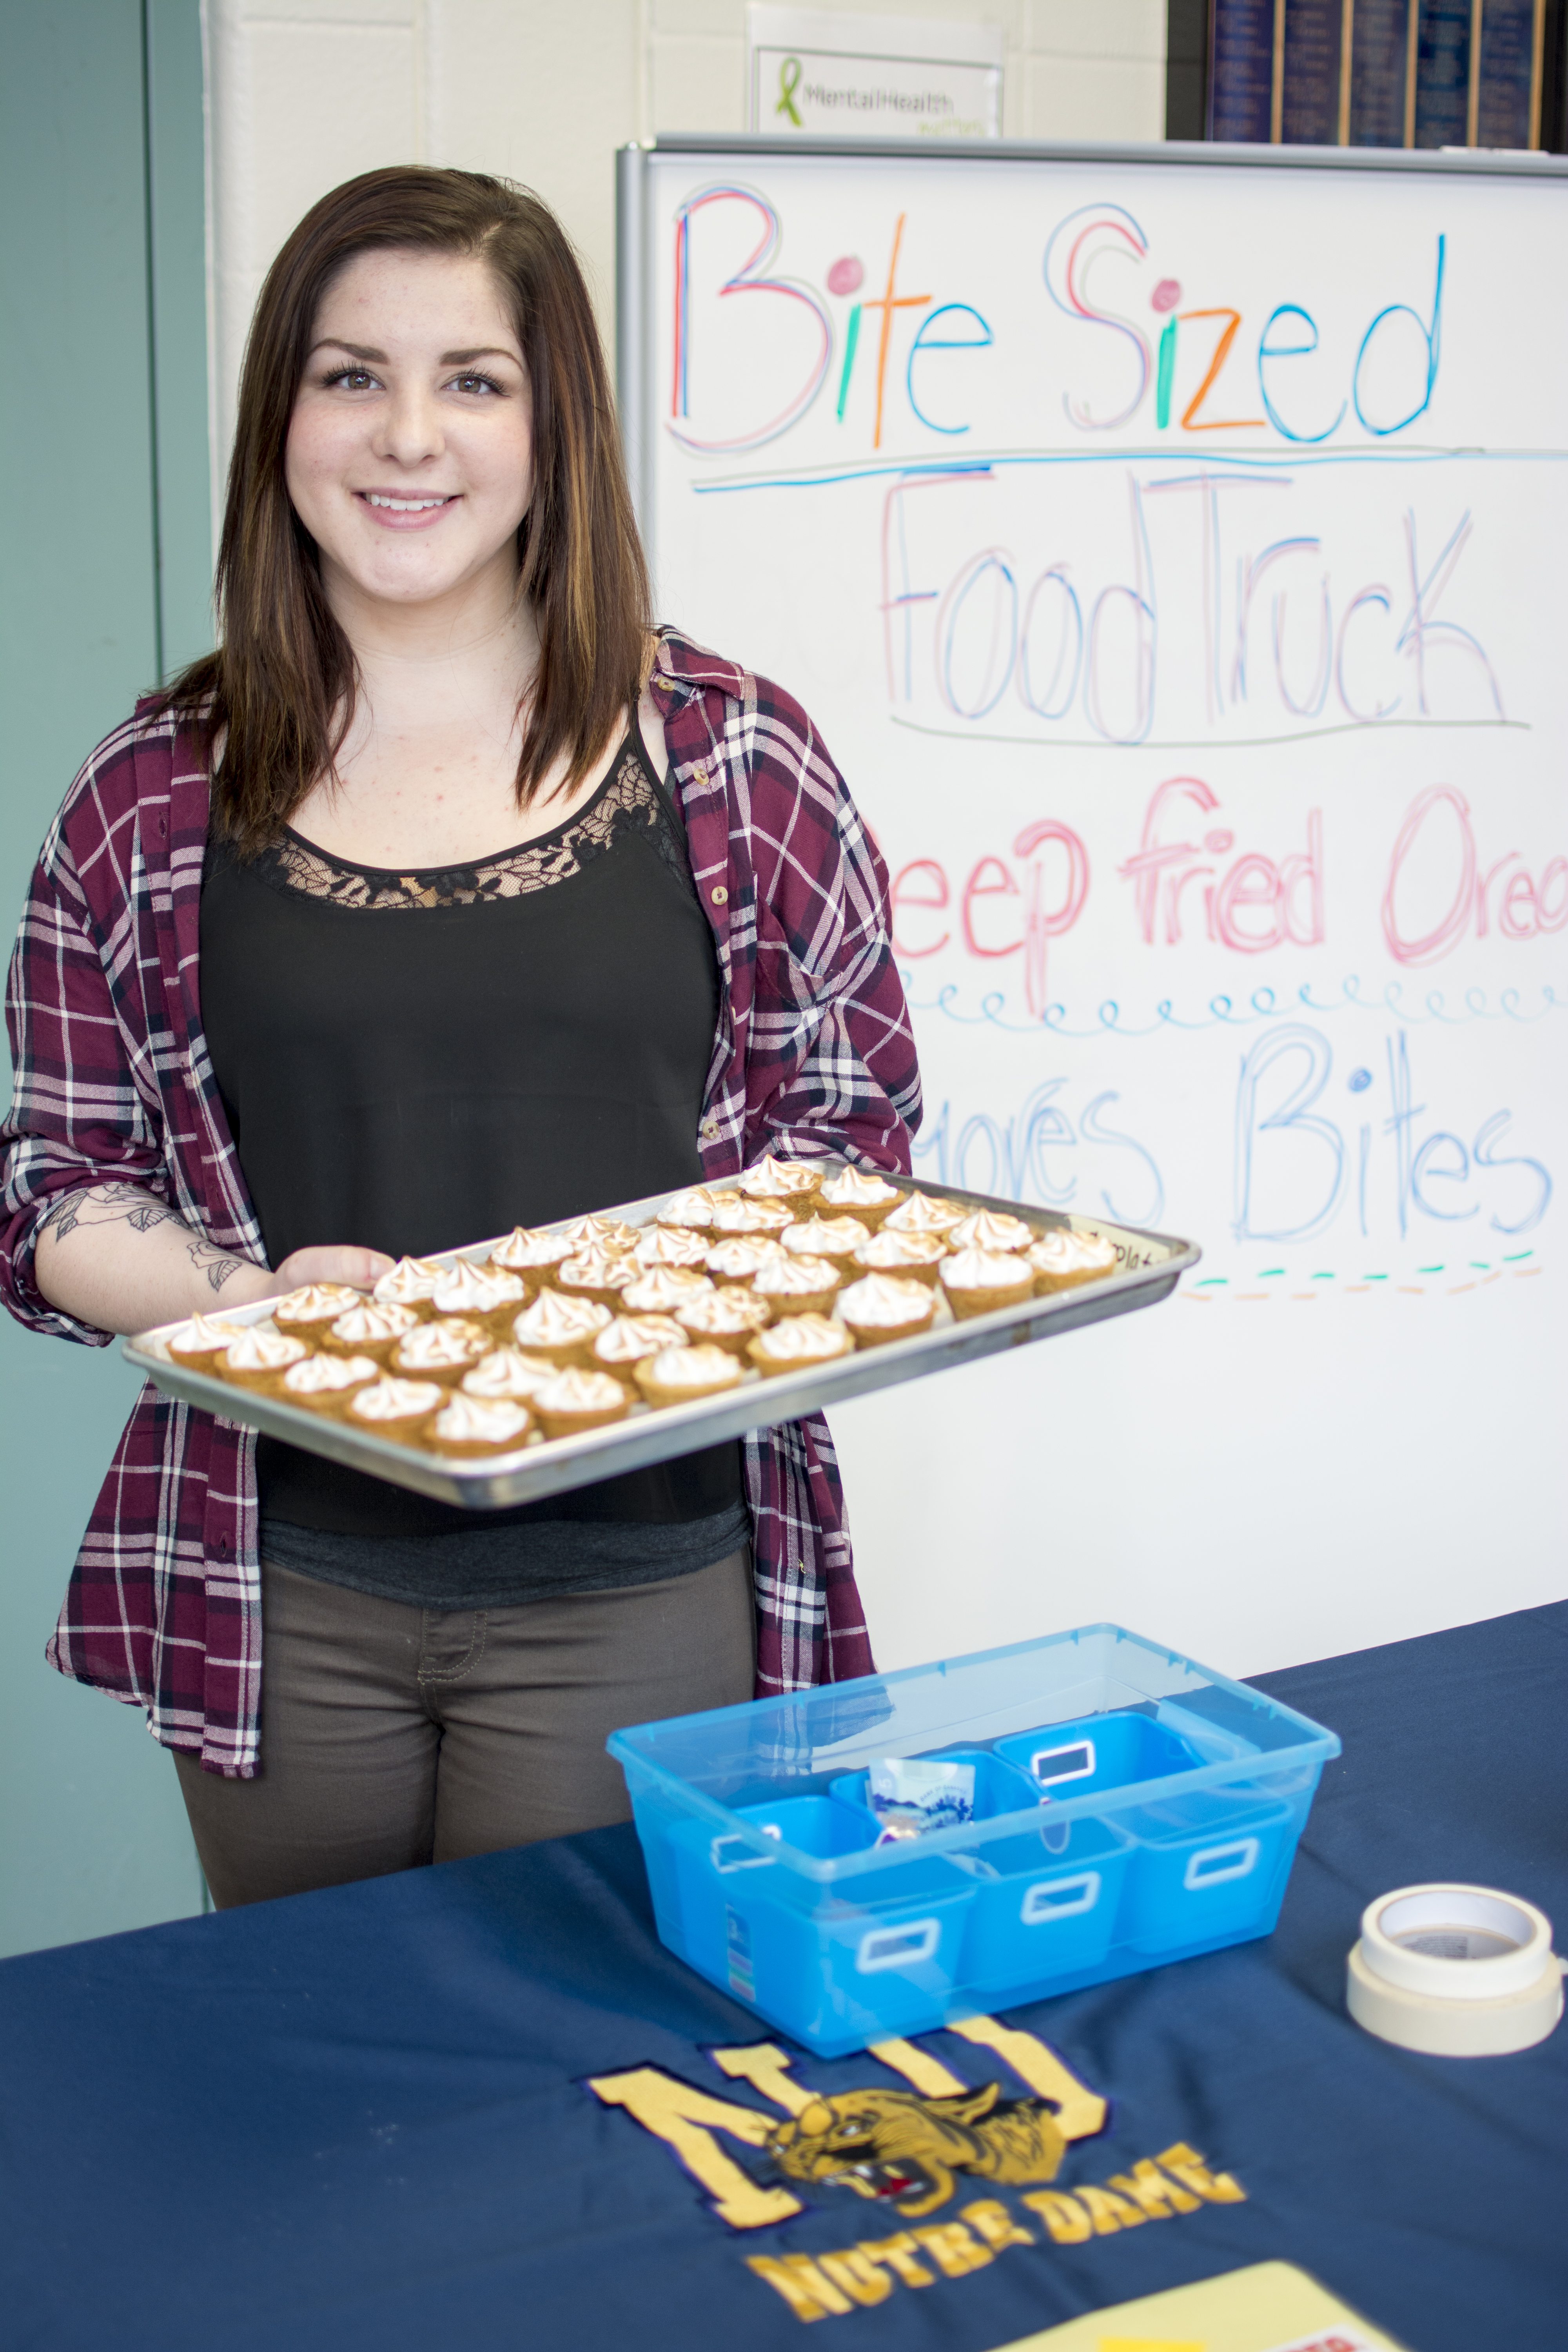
1155, 2140, 1248, 2204
944, 2017, 1108, 2139
1105, 2154, 1203, 2219
1075, 2183, 1149, 2234
867, 2037, 969, 2097
1021, 2188, 1093, 2244
744, 2253, 852, 2322
584, 2065, 803, 2228
911, 2220, 993, 2279
960, 2197, 1035, 2252
708, 2041, 815, 2115
816, 2247, 895, 2307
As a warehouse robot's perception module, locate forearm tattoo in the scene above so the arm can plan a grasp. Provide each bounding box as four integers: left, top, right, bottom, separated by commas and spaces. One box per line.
38, 1183, 248, 1294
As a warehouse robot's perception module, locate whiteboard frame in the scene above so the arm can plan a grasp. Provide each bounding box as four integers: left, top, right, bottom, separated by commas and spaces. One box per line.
614, 133, 1568, 529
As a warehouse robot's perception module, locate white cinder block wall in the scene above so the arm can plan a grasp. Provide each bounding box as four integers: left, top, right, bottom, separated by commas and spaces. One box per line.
204, 0, 1166, 471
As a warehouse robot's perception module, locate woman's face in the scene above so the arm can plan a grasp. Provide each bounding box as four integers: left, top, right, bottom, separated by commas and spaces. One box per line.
285, 247, 533, 618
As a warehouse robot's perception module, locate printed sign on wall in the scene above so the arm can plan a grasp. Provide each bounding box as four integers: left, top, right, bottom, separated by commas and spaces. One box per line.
747, 5, 1002, 140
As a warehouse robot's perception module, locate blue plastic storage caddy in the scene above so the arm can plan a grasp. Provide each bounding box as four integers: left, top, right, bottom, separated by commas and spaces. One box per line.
608, 1623, 1340, 2058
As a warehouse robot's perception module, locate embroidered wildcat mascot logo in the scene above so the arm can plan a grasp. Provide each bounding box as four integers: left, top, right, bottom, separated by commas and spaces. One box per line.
766, 2083, 1068, 2219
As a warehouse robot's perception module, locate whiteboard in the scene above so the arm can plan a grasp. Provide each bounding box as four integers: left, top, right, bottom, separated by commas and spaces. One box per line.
617, 136, 1568, 1677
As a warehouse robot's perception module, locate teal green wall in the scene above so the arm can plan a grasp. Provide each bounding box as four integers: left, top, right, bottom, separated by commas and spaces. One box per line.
0, 0, 212, 1954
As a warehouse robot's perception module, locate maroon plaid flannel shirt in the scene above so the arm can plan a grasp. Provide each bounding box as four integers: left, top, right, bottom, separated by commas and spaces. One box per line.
0, 630, 921, 1776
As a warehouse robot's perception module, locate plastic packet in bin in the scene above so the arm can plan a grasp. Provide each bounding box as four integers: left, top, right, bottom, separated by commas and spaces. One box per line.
868, 1757, 975, 1844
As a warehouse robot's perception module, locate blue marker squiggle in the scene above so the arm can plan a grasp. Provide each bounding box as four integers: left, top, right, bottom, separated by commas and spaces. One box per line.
903, 975, 1568, 1039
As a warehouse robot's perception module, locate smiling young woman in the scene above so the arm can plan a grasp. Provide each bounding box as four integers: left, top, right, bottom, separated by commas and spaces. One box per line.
0, 168, 920, 1909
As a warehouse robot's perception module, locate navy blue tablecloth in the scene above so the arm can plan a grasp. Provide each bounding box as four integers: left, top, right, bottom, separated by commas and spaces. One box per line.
2, 1604, 1564, 2351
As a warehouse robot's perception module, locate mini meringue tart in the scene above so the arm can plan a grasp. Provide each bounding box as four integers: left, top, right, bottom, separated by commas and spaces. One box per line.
510, 1288, 613, 1368
836, 1272, 938, 1348
531, 1367, 632, 1440
431, 1258, 526, 1334
634, 1343, 746, 1410
215, 1326, 309, 1394
425, 1391, 533, 1459
487, 1226, 573, 1290
619, 1265, 713, 1317
632, 1224, 713, 1271
460, 1348, 560, 1404
704, 1233, 786, 1287
780, 1214, 870, 1267
554, 1214, 638, 1257
882, 1191, 966, 1239
163, 1312, 254, 1371
737, 1155, 823, 1209
392, 1316, 490, 1385
852, 1227, 947, 1287
655, 1184, 722, 1232
347, 1376, 445, 1443
322, 1299, 419, 1364
280, 1350, 381, 1415
708, 1194, 793, 1238
557, 1250, 638, 1310
674, 1285, 772, 1357
1026, 1227, 1120, 1294
815, 1165, 903, 1229
947, 1207, 1037, 1257
272, 1282, 367, 1337
372, 1256, 448, 1318
940, 1247, 1035, 1320
747, 1313, 855, 1376
751, 1252, 843, 1318
592, 1313, 687, 1378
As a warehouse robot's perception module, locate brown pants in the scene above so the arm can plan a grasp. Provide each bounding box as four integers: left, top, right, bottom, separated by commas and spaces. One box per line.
174, 1549, 755, 1908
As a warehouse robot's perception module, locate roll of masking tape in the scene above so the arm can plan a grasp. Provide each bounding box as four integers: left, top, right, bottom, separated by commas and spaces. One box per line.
1347, 1883, 1564, 2056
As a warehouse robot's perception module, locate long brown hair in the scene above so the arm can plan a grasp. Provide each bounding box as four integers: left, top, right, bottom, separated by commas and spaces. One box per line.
158, 167, 650, 853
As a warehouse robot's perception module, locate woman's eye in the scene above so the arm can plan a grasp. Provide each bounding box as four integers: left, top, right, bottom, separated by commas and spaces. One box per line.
326, 368, 376, 392
451, 372, 502, 396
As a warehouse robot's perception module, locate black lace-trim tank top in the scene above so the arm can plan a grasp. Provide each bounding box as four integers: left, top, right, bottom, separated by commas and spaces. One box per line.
198, 726, 747, 1606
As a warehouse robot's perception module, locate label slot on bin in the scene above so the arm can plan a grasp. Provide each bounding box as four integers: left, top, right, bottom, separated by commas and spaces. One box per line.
1020, 1871, 1101, 1923
1026, 1739, 1097, 1787
1183, 1837, 1259, 1890
857, 1920, 943, 1973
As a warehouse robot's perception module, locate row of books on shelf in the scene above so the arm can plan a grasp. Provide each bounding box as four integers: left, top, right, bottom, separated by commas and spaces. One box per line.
1212, 0, 1546, 152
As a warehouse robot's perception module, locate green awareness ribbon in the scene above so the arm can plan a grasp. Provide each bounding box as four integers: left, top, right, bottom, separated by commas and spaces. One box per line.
775, 56, 803, 127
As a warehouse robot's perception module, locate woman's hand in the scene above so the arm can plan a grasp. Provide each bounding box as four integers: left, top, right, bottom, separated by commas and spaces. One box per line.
263, 1245, 396, 1298
33, 1183, 392, 1338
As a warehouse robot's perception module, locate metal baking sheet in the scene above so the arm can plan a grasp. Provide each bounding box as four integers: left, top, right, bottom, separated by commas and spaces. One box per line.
123, 1172, 1200, 1509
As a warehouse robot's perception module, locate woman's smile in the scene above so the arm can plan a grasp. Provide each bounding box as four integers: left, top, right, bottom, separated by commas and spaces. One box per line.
356, 489, 461, 527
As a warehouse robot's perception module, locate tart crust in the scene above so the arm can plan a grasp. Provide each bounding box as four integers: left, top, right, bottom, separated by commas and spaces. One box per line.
214, 1327, 309, 1394
531, 1368, 632, 1439
673, 1285, 773, 1357
391, 1317, 490, 1385
633, 1344, 746, 1409
747, 1314, 855, 1376
940, 1247, 1034, 1320
851, 1229, 947, 1287
279, 1351, 381, 1415
836, 1273, 938, 1349
751, 1253, 843, 1318
347, 1377, 445, 1443
1026, 1229, 1120, 1294
424, 1392, 534, 1459
321, 1299, 419, 1365
815, 1165, 902, 1230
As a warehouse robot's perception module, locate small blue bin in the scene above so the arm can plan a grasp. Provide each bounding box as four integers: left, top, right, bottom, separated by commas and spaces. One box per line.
1116, 1783, 1307, 1956
610, 1624, 1339, 2058
995, 1711, 1202, 1797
